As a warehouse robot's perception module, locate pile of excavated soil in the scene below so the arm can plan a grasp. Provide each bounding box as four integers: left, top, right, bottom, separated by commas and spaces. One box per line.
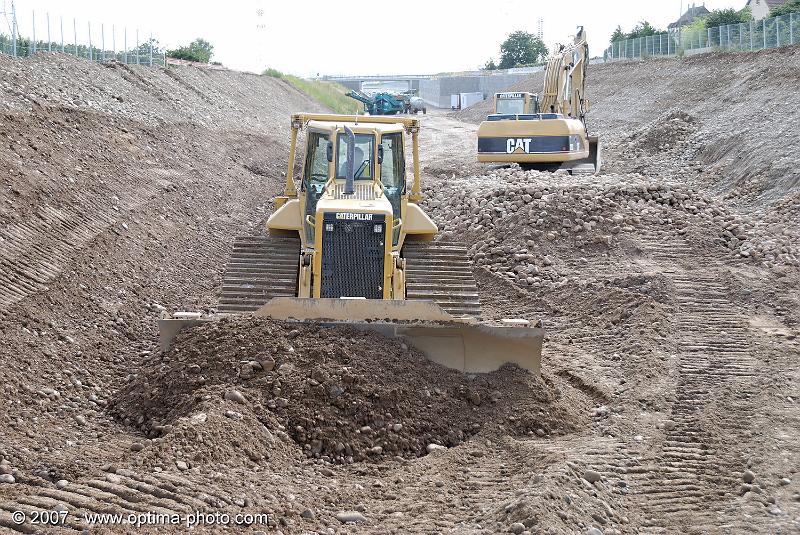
110, 317, 580, 468
420, 168, 800, 290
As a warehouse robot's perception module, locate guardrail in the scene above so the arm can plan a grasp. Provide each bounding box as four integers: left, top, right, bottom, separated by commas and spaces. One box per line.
0, 1, 165, 66
605, 12, 797, 60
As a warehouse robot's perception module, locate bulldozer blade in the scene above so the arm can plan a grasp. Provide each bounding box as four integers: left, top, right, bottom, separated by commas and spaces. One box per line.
158, 298, 543, 374
255, 298, 542, 374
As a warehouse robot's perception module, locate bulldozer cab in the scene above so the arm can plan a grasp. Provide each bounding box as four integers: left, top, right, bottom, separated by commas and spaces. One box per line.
298, 120, 410, 248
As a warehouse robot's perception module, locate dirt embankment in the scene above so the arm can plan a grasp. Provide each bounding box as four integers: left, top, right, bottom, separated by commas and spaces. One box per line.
0, 47, 798, 535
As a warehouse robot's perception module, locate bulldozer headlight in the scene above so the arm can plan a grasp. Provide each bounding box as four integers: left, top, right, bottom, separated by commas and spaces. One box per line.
569, 135, 582, 152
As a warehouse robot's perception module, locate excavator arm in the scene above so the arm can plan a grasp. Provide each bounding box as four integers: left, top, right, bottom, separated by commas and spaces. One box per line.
539, 26, 590, 124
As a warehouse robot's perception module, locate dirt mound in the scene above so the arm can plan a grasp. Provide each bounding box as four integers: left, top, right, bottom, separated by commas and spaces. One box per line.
625, 110, 698, 153
110, 317, 578, 467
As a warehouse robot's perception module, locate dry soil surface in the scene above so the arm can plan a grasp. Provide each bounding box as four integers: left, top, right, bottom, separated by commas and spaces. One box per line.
0, 49, 798, 535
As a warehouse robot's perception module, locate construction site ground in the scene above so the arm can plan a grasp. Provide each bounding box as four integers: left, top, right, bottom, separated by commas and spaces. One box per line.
0, 48, 798, 535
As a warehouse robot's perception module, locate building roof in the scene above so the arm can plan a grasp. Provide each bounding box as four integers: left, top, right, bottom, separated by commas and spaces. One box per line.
668, 4, 712, 29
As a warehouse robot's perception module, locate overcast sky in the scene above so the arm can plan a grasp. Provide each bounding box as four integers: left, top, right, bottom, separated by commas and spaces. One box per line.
9, 0, 738, 75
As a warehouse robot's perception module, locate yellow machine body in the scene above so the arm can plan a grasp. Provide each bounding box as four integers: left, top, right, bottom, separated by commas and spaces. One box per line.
159, 114, 544, 374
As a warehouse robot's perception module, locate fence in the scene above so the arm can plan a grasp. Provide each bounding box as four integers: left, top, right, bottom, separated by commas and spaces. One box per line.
0, 1, 166, 66
605, 12, 798, 60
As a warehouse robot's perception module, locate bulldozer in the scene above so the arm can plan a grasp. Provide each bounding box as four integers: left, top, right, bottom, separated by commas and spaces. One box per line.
159, 113, 543, 374
477, 26, 601, 174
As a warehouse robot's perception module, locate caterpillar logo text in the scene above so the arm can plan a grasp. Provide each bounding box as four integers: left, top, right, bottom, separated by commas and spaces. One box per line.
507, 138, 532, 153
335, 212, 373, 221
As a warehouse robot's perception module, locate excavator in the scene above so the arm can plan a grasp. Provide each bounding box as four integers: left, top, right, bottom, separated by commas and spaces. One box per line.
477, 26, 601, 174
159, 114, 543, 374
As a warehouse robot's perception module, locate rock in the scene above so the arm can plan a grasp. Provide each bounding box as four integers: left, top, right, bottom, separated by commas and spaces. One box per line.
0, 474, 15, 484
239, 362, 257, 379
468, 391, 481, 406
335, 511, 367, 524
779, 477, 791, 486
426, 443, 446, 453
742, 470, 755, 483
301, 508, 315, 519
74, 414, 87, 426
56, 479, 68, 489
586, 528, 604, 535
224, 410, 243, 420
369, 446, 383, 455
224, 389, 246, 404
176, 460, 189, 471
260, 358, 276, 372
584, 469, 602, 483
130, 442, 144, 452
510, 522, 526, 534
392, 423, 403, 432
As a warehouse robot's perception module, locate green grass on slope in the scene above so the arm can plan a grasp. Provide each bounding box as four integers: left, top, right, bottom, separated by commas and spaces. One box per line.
264, 68, 359, 115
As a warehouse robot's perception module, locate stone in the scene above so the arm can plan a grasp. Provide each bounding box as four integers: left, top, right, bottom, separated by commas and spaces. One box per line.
779, 477, 791, 486
260, 358, 276, 372
0, 474, 15, 484
510, 522, 526, 534
335, 511, 366, 524
176, 460, 189, 471
130, 442, 144, 452
742, 470, 755, 484
586, 528, 604, 535
301, 508, 315, 519
584, 469, 602, 483
426, 443, 446, 453
56, 479, 69, 489
224, 389, 246, 404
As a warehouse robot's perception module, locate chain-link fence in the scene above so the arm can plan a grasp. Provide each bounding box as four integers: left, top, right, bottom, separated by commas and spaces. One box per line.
605, 12, 798, 60
0, 1, 165, 66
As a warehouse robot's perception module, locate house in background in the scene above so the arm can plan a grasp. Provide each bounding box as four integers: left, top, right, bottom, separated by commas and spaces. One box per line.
745, 0, 787, 20
668, 3, 711, 30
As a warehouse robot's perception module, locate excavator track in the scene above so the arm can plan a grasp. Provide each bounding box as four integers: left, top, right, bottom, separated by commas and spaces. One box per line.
403, 240, 482, 318
217, 235, 299, 313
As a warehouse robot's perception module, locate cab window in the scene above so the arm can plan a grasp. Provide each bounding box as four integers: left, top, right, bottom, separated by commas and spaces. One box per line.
496, 98, 525, 115
336, 133, 374, 180
302, 132, 329, 189
379, 133, 405, 190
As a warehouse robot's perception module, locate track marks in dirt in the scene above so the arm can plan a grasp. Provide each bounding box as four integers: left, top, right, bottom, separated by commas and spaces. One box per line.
0, 170, 174, 311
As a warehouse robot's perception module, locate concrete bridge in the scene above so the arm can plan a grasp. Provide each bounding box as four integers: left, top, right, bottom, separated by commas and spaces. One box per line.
321, 67, 544, 109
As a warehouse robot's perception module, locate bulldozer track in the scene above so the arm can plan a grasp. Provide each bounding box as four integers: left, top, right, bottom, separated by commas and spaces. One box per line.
403, 240, 482, 318
217, 235, 300, 313
217, 237, 482, 318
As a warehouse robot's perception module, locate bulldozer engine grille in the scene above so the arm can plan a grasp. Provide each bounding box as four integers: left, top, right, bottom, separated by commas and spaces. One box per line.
320, 212, 385, 299
332, 182, 376, 200
478, 136, 571, 154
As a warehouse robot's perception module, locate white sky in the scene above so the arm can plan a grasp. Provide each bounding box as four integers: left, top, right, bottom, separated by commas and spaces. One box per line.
9, 0, 739, 75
